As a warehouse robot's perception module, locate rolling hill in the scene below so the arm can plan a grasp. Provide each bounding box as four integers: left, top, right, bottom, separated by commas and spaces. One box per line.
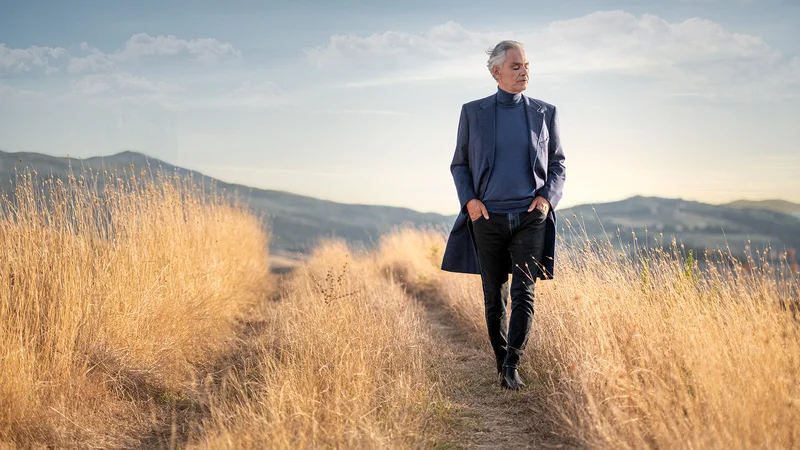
3, 150, 799, 260
560, 196, 800, 258
0, 150, 455, 253
722, 199, 800, 214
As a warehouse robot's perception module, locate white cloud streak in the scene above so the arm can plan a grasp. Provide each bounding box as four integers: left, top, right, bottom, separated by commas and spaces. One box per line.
183, 80, 290, 109
307, 11, 799, 97
306, 21, 492, 69
0, 83, 45, 100
2, 33, 241, 76
231, 80, 288, 107
67, 43, 116, 73
71, 73, 183, 95
0, 44, 69, 73
112, 33, 242, 63
2, 33, 239, 109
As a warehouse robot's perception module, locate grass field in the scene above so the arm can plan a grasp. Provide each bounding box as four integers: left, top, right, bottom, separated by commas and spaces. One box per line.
378, 226, 800, 448
1, 171, 798, 448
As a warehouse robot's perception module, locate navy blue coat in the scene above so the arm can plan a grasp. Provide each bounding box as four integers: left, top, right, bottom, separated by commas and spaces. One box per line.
441, 92, 566, 280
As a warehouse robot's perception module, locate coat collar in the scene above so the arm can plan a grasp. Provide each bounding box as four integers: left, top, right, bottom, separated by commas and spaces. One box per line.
479, 92, 545, 111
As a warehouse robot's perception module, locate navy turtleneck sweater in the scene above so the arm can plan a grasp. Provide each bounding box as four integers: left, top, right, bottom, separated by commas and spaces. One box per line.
481, 87, 537, 214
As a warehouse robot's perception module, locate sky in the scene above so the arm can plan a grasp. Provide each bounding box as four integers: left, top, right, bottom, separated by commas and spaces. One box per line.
1, 0, 798, 214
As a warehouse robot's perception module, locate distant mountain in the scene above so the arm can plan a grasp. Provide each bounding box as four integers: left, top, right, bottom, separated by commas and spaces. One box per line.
559, 196, 800, 258
4, 150, 799, 260
723, 199, 800, 214
0, 150, 455, 253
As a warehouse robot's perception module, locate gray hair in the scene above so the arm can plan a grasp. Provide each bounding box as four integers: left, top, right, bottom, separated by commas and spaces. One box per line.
486, 40, 524, 80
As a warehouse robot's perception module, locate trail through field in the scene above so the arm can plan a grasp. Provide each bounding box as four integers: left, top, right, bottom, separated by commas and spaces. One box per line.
138, 306, 276, 449
140, 263, 577, 449
138, 269, 288, 449
409, 284, 579, 450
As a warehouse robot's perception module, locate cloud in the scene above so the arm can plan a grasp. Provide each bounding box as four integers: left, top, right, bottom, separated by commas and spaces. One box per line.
0, 44, 68, 73
72, 73, 183, 95
0, 83, 45, 100
2, 33, 241, 76
306, 21, 492, 69
535, 13, 776, 74
185, 80, 289, 109
307, 11, 799, 97
232, 80, 281, 96
67, 43, 116, 73
112, 33, 242, 63
67, 34, 241, 73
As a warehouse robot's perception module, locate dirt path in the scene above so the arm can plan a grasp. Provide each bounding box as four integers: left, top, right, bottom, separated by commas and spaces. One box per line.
409, 284, 579, 450
136, 310, 276, 449
140, 266, 578, 449
138, 268, 289, 449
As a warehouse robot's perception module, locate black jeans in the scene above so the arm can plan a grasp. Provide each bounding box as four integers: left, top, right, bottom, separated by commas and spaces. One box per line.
471, 209, 547, 370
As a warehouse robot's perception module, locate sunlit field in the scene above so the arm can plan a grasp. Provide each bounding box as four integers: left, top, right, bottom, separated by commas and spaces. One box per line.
379, 224, 800, 449
0, 170, 446, 449
2, 171, 798, 448
192, 241, 447, 449
0, 168, 271, 447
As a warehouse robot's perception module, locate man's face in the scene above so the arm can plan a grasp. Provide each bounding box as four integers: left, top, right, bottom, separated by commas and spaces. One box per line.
493, 47, 529, 94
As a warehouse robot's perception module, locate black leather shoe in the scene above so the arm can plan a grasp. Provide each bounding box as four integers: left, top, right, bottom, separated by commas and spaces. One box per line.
500, 367, 526, 390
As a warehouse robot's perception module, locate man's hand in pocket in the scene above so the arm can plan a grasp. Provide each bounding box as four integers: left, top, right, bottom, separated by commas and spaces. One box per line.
528, 196, 551, 214
467, 198, 489, 221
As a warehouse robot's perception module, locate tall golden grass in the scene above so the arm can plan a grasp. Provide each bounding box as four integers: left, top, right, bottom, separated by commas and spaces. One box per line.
192, 241, 447, 448
4, 165, 798, 448
0, 169, 448, 449
378, 225, 800, 449
0, 167, 271, 447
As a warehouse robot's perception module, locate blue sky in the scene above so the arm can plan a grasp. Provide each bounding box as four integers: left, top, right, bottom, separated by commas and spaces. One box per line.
1, 0, 798, 214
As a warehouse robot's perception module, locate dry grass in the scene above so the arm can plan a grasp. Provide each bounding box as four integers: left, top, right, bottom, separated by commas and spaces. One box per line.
378, 225, 800, 449
4, 165, 798, 449
0, 167, 271, 448
191, 240, 447, 449
1, 168, 448, 449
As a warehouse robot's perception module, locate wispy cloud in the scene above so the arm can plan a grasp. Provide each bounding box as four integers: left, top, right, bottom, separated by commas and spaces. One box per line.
231, 80, 288, 106
308, 11, 799, 97
112, 33, 242, 63
306, 21, 488, 69
2, 33, 243, 110
2, 33, 241, 76
0, 83, 45, 100
182, 80, 290, 109
0, 44, 69, 73
71, 73, 183, 95
67, 43, 117, 73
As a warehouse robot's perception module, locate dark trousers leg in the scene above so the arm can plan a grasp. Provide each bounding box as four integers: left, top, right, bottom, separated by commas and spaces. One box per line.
504, 210, 547, 368
471, 214, 510, 373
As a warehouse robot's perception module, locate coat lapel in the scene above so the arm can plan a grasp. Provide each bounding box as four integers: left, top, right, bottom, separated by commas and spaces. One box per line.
477, 95, 496, 171
525, 96, 546, 170
525, 96, 546, 145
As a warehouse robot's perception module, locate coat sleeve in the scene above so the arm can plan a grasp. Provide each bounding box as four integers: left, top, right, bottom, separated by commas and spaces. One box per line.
537, 106, 566, 210
450, 104, 477, 213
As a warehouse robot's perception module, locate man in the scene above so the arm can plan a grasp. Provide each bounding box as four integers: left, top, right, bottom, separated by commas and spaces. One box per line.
441, 40, 566, 390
